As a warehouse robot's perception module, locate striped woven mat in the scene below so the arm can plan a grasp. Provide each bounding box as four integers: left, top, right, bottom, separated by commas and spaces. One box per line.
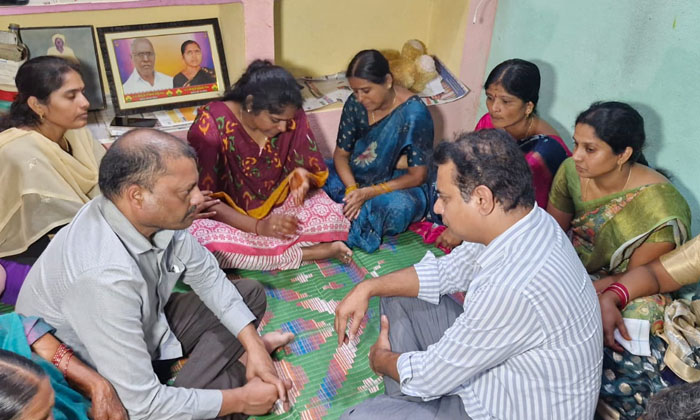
241, 231, 442, 419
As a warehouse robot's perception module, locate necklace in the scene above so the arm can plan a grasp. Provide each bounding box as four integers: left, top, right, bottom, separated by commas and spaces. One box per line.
524, 115, 534, 139
584, 164, 633, 200
370, 90, 398, 125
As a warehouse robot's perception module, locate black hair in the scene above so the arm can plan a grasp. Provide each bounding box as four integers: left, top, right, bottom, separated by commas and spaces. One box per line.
99, 128, 197, 201
484, 59, 540, 112
434, 129, 535, 211
180, 40, 200, 55
222, 59, 302, 114
345, 49, 391, 85
0, 56, 82, 131
0, 349, 47, 420
575, 101, 647, 164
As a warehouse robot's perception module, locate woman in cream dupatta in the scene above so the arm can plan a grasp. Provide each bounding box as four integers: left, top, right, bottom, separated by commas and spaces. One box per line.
548, 102, 691, 420
0, 56, 103, 305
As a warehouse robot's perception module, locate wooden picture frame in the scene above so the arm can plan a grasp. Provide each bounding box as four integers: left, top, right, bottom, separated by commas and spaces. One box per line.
21, 25, 106, 111
97, 18, 229, 115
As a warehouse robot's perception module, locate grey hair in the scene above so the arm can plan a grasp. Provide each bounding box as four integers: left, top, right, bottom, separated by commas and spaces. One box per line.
643, 381, 700, 420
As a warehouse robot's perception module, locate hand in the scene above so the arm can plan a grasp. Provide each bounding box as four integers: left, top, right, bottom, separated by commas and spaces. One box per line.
260, 214, 299, 239
435, 228, 462, 251
369, 315, 392, 375
334, 283, 370, 346
599, 292, 630, 353
593, 277, 616, 294
289, 168, 311, 206
245, 347, 291, 405
193, 190, 220, 220
238, 377, 280, 415
88, 378, 128, 420
343, 188, 370, 221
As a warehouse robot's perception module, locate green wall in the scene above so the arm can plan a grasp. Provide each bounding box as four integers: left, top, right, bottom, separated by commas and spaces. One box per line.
485, 1, 700, 234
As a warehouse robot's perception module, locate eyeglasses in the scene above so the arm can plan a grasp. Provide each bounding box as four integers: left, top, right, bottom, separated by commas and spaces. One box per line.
133, 52, 155, 59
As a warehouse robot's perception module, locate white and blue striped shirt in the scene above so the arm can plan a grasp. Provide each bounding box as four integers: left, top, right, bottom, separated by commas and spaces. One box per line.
400, 206, 602, 419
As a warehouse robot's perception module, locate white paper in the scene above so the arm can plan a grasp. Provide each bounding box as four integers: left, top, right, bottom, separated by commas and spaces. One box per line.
614, 318, 651, 356
417, 75, 445, 97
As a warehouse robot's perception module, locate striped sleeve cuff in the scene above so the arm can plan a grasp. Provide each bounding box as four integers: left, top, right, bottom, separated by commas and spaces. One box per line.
414, 251, 442, 305
397, 351, 438, 400
397, 351, 418, 391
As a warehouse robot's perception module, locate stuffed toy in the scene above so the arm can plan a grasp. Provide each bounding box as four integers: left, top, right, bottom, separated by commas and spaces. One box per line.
382, 39, 438, 93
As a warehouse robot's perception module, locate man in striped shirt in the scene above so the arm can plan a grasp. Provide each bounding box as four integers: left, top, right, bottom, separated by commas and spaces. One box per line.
336, 129, 603, 419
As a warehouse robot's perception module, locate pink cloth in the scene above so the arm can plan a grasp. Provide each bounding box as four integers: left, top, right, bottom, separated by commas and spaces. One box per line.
188, 190, 349, 270
409, 221, 452, 254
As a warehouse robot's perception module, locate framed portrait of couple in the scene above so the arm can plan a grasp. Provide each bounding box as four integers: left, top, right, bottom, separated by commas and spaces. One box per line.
97, 18, 229, 115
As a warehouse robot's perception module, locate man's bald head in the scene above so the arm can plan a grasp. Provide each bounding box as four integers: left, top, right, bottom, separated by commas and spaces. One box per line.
131, 38, 154, 52
99, 128, 197, 201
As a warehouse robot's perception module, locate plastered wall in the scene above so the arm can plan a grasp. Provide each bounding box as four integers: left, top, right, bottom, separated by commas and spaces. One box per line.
486, 1, 700, 233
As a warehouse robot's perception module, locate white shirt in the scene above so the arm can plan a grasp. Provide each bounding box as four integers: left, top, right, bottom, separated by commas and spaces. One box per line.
122, 69, 173, 94
401, 206, 603, 419
17, 196, 256, 419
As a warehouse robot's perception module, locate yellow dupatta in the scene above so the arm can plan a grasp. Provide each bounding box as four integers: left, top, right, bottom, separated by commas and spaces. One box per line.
0, 127, 104, 257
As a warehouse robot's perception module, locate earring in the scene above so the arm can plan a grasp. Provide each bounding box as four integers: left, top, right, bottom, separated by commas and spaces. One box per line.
37, 113, 44, 122
246, 108, 251, 113
618, 163, 623, 172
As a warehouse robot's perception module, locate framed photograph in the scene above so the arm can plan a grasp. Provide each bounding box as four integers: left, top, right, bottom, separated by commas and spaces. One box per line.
97, 19, 229, 115
20, 25, 106, 111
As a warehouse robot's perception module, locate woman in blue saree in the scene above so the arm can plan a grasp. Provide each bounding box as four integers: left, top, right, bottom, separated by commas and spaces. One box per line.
324, 50, 434, 253
0, 312, 126, 420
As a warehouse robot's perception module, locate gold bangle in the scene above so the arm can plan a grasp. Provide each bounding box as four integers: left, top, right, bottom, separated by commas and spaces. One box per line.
345, 184, 359, 195
377, 182, 393, 194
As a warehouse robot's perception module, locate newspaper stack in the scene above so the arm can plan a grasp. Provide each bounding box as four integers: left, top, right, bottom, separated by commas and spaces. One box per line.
0, 31, 24, 91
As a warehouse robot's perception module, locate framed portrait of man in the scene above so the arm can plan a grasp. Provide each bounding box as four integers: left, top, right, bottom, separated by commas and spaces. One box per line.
97, 18, 229, 115
20, 25, 106, 111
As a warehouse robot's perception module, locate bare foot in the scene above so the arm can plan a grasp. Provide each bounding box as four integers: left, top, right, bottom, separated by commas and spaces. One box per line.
262, 330, 295, 353
301, 241, 353, 264
330, 241, 353, 264
239, 331, 295, 366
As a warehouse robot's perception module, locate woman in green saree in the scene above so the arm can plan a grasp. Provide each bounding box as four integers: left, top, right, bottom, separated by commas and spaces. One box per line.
547, 101, 691, 420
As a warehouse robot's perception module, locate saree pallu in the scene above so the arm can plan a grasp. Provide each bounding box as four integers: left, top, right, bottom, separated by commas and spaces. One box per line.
549, 158, 692, 419
475, 113, 571, 208
324, 95, 433, 253
0, 313, 91, 420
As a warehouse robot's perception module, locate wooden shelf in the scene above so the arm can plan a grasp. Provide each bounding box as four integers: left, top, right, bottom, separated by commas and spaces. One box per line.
0, 0, 241, 15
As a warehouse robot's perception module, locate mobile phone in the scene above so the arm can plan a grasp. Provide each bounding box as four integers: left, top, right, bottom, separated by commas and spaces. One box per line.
111, 116, 158, 127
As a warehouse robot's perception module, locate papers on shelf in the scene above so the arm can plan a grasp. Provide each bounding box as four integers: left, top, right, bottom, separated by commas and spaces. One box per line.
0, 58, 23, 86
86, 95, 198, 144
153, 107, 198, 128
296, 57, 468, 112
297, 73, 353, 112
